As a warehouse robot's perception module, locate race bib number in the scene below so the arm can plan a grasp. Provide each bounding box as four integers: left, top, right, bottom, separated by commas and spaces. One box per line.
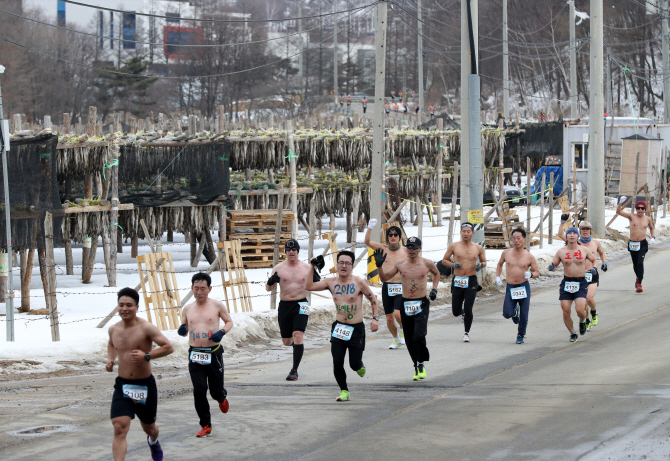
510, 287, 527, 300
387, 284, 402, 296
629, 241, 641, 251
122, 384, 148, 405
189, 350, 212, 365
298, 302, 310, 316
404, 300, 422, 316
332, 323, 354, 341
564, 281, 580, 293
454, 276, 469, 289
585, 272, 593, 283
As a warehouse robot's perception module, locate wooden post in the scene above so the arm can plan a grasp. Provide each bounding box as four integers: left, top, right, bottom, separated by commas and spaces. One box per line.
549, 172, 554, 244
448, 162, 459, 246
117, 228, 123, 253
633, 151, 641, 211
540, 172, 545, 248
108, 143, 119, 287
218, 204, 227, 270
44, 212, 60, 341
526, 157, 532, 251
350, 189, 360, 252
416, 194, 423, 240
436, 118, 444, 226
190, 231, 197, 268
83, 236, 98, 284
87, 106, 96, 136
19, 248, 34, 313
84, 173, 93, 200
63, 113, 70, 134
131, 236, 138, 258
13, 114, 21, 132
270, 192, 284, 310
205, 228, 215, 262
64, 238, 74, 275
218, 106, 225, 133
82, 236, 91, 280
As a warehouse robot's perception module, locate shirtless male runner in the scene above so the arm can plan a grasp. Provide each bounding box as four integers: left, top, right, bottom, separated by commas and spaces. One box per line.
616, 197, 656, 292
495, 228, 540, 344
305, 251, 379, 401
107, 287, 174, 461
559, 218, 607, 329
442, 223, 487, 343
178, 272, 234, 438
266, 238, 317, 381
365, 219, 407, 349
548, 228, 597, 342
376, 236, 440, 381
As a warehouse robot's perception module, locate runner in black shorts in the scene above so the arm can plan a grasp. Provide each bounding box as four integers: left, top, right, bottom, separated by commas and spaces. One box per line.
266, 239, 317, 381
107, 288, 173, 461
548, 228, 597, 342
616, 197, 655, 293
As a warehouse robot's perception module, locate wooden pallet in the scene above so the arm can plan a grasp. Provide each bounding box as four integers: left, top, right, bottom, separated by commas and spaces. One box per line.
485, 203, 517, 249
137, 252, 181, 331
323, 232, 339, 273
217, 240, 253, 313
228, 209, 295, 268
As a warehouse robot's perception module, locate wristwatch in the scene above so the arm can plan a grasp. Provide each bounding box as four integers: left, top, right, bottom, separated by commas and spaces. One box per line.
372, 316, 380, 321
144, 353, 151, 362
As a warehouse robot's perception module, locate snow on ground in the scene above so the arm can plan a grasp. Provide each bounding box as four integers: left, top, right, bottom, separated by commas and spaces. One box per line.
0, 196, 668, 372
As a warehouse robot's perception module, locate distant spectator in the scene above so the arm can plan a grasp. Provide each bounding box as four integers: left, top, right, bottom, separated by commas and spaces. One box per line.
415, 103, 420, 116
384, 99, 390, 115
393, 103, 399, 112
403, 101, 408, 113
391, 90, 396, 101
346, 95, 352, 107
340, 95, 344, 108
429, 102, 435, 119
362, 97, 369, 114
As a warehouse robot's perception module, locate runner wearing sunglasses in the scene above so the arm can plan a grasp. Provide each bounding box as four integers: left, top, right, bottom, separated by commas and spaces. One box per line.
616, 197, 655, 292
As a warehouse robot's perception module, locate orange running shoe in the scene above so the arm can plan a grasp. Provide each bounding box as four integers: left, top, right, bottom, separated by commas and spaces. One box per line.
219, 398, 229, 414
636, 284, 643, 293
196, 425, 212, 438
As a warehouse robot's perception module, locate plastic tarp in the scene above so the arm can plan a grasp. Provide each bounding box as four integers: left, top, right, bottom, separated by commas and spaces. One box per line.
531, 166, 563, 197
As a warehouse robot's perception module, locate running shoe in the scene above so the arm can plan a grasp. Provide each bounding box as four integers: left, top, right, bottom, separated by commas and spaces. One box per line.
570, 333, 578, 342
636, 283, 643, 293
357, 365, 366, 378
219, 398, 229, 414
417, 364, 426, 379
147, 437, 163, 461
413, 367, 419, 381
389, 338, 401, 349
585, 318, 592, 332
516, 335, 524, 344
286, 369, 298, 381
336, 390, 350, 401
635, 279, 639, 288
399, 330, 406, 345
196, 425, 212, 438
512, 306, 520, 325
579, 320, 587, 336
463, 333, 470, 343
591, 312, 599, 326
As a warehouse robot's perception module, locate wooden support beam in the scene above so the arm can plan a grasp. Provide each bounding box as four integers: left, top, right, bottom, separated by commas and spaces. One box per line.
270, 192, 284, 310
44, 212, 60, 341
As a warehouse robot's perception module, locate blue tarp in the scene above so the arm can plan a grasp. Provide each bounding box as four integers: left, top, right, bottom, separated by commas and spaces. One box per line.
531, 166, 563, 197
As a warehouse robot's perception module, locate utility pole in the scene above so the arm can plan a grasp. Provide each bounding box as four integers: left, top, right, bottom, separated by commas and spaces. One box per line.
462, 0, 483, 245
371, 1, 388, 243
417, 0, 424, 124
606, 53, 613, 116
570, 1, 579, 119
663, 0, 670, 123
588, 0, 605, 235
403, 5, 407, 112
298, 1, 303, 91
333, 0, 339, 105
503, 0, 509, 120
0, 65, 13, 341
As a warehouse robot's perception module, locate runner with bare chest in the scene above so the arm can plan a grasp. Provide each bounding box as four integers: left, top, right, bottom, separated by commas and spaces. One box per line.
442, 223, 487, 342
616, 197, 655, 292
365, 220, 407, 349
377, 237, 439, 381
178, 273, 233, 438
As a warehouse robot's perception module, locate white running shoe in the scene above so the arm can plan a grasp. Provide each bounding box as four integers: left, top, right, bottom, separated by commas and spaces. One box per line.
463, 333, 470, 343
389, 338, 401, 349
399, 330, 406, 345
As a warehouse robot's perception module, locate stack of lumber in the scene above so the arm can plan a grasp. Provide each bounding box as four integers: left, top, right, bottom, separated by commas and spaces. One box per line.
228, 210, 295, 268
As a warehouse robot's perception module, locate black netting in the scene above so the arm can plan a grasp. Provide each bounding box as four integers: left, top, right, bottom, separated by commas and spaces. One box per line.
0, 133, 62, 250
504, 122, 563, 159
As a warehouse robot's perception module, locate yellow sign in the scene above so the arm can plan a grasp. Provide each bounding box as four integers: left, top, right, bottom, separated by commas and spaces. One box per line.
467, 209, 484, 224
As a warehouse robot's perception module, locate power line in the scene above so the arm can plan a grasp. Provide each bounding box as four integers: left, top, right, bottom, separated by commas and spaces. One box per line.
0, 5, 375, 80
60, 0, 377, 24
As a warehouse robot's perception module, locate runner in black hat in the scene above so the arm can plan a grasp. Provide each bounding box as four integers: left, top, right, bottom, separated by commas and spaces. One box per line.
266, 238, 319, 381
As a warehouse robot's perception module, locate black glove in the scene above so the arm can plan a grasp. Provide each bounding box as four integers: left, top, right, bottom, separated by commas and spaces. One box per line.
561, 214, 569, 224
310, 255, 325, 271
373, 248, 386, 267
590, 267, 598, 275
453, 262, 462, 269
548, 263, 556, 272
177, 324, 188, 337
601, 262, 608, 272
209, 329, 226, 343
475, 262, 482, 272
312, 270, 321, 282
429, 288, 437, 301
267, 272, 281, 286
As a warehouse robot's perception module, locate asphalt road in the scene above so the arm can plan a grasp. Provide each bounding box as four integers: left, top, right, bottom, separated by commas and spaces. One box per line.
2, 243, 670, 460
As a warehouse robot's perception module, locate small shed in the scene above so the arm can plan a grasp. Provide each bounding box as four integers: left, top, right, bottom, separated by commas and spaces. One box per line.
619, 133, 663, 202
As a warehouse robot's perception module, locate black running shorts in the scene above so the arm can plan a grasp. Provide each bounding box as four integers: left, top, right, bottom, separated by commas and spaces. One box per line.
110, 375, 158, 424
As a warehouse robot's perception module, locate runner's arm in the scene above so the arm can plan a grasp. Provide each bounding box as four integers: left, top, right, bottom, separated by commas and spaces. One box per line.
377, 260, 399, 281
529, 255, 541, 279
305, 265, 330, 292
218, 302, 234, 334
441, 245, 455, 267
558, 221, 567, 242
144, 324, 174, 360
597, 242, 606, 263
427, 260, 440, 290
359, 282, 379, 318
552, 252, 562, 268
106, 330, 116, 372
616, 201, 632, 219
648, 217, 655, 238
478, 245, 487, 267
363, 227, 383, 250
496, 251, 506, 277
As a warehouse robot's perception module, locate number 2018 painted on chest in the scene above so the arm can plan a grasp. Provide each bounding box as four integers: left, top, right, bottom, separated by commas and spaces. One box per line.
334, 283, 356, 296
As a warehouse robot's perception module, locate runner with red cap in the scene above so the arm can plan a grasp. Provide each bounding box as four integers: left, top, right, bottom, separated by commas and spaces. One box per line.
616, 197, 655, 292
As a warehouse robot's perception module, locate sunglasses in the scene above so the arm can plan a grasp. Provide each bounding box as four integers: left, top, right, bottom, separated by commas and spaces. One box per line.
636, 207, 646, 210
388, 233, 399, 237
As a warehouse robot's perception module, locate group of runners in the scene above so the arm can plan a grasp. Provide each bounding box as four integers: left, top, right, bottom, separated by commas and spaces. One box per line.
105, 196, 655, 460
